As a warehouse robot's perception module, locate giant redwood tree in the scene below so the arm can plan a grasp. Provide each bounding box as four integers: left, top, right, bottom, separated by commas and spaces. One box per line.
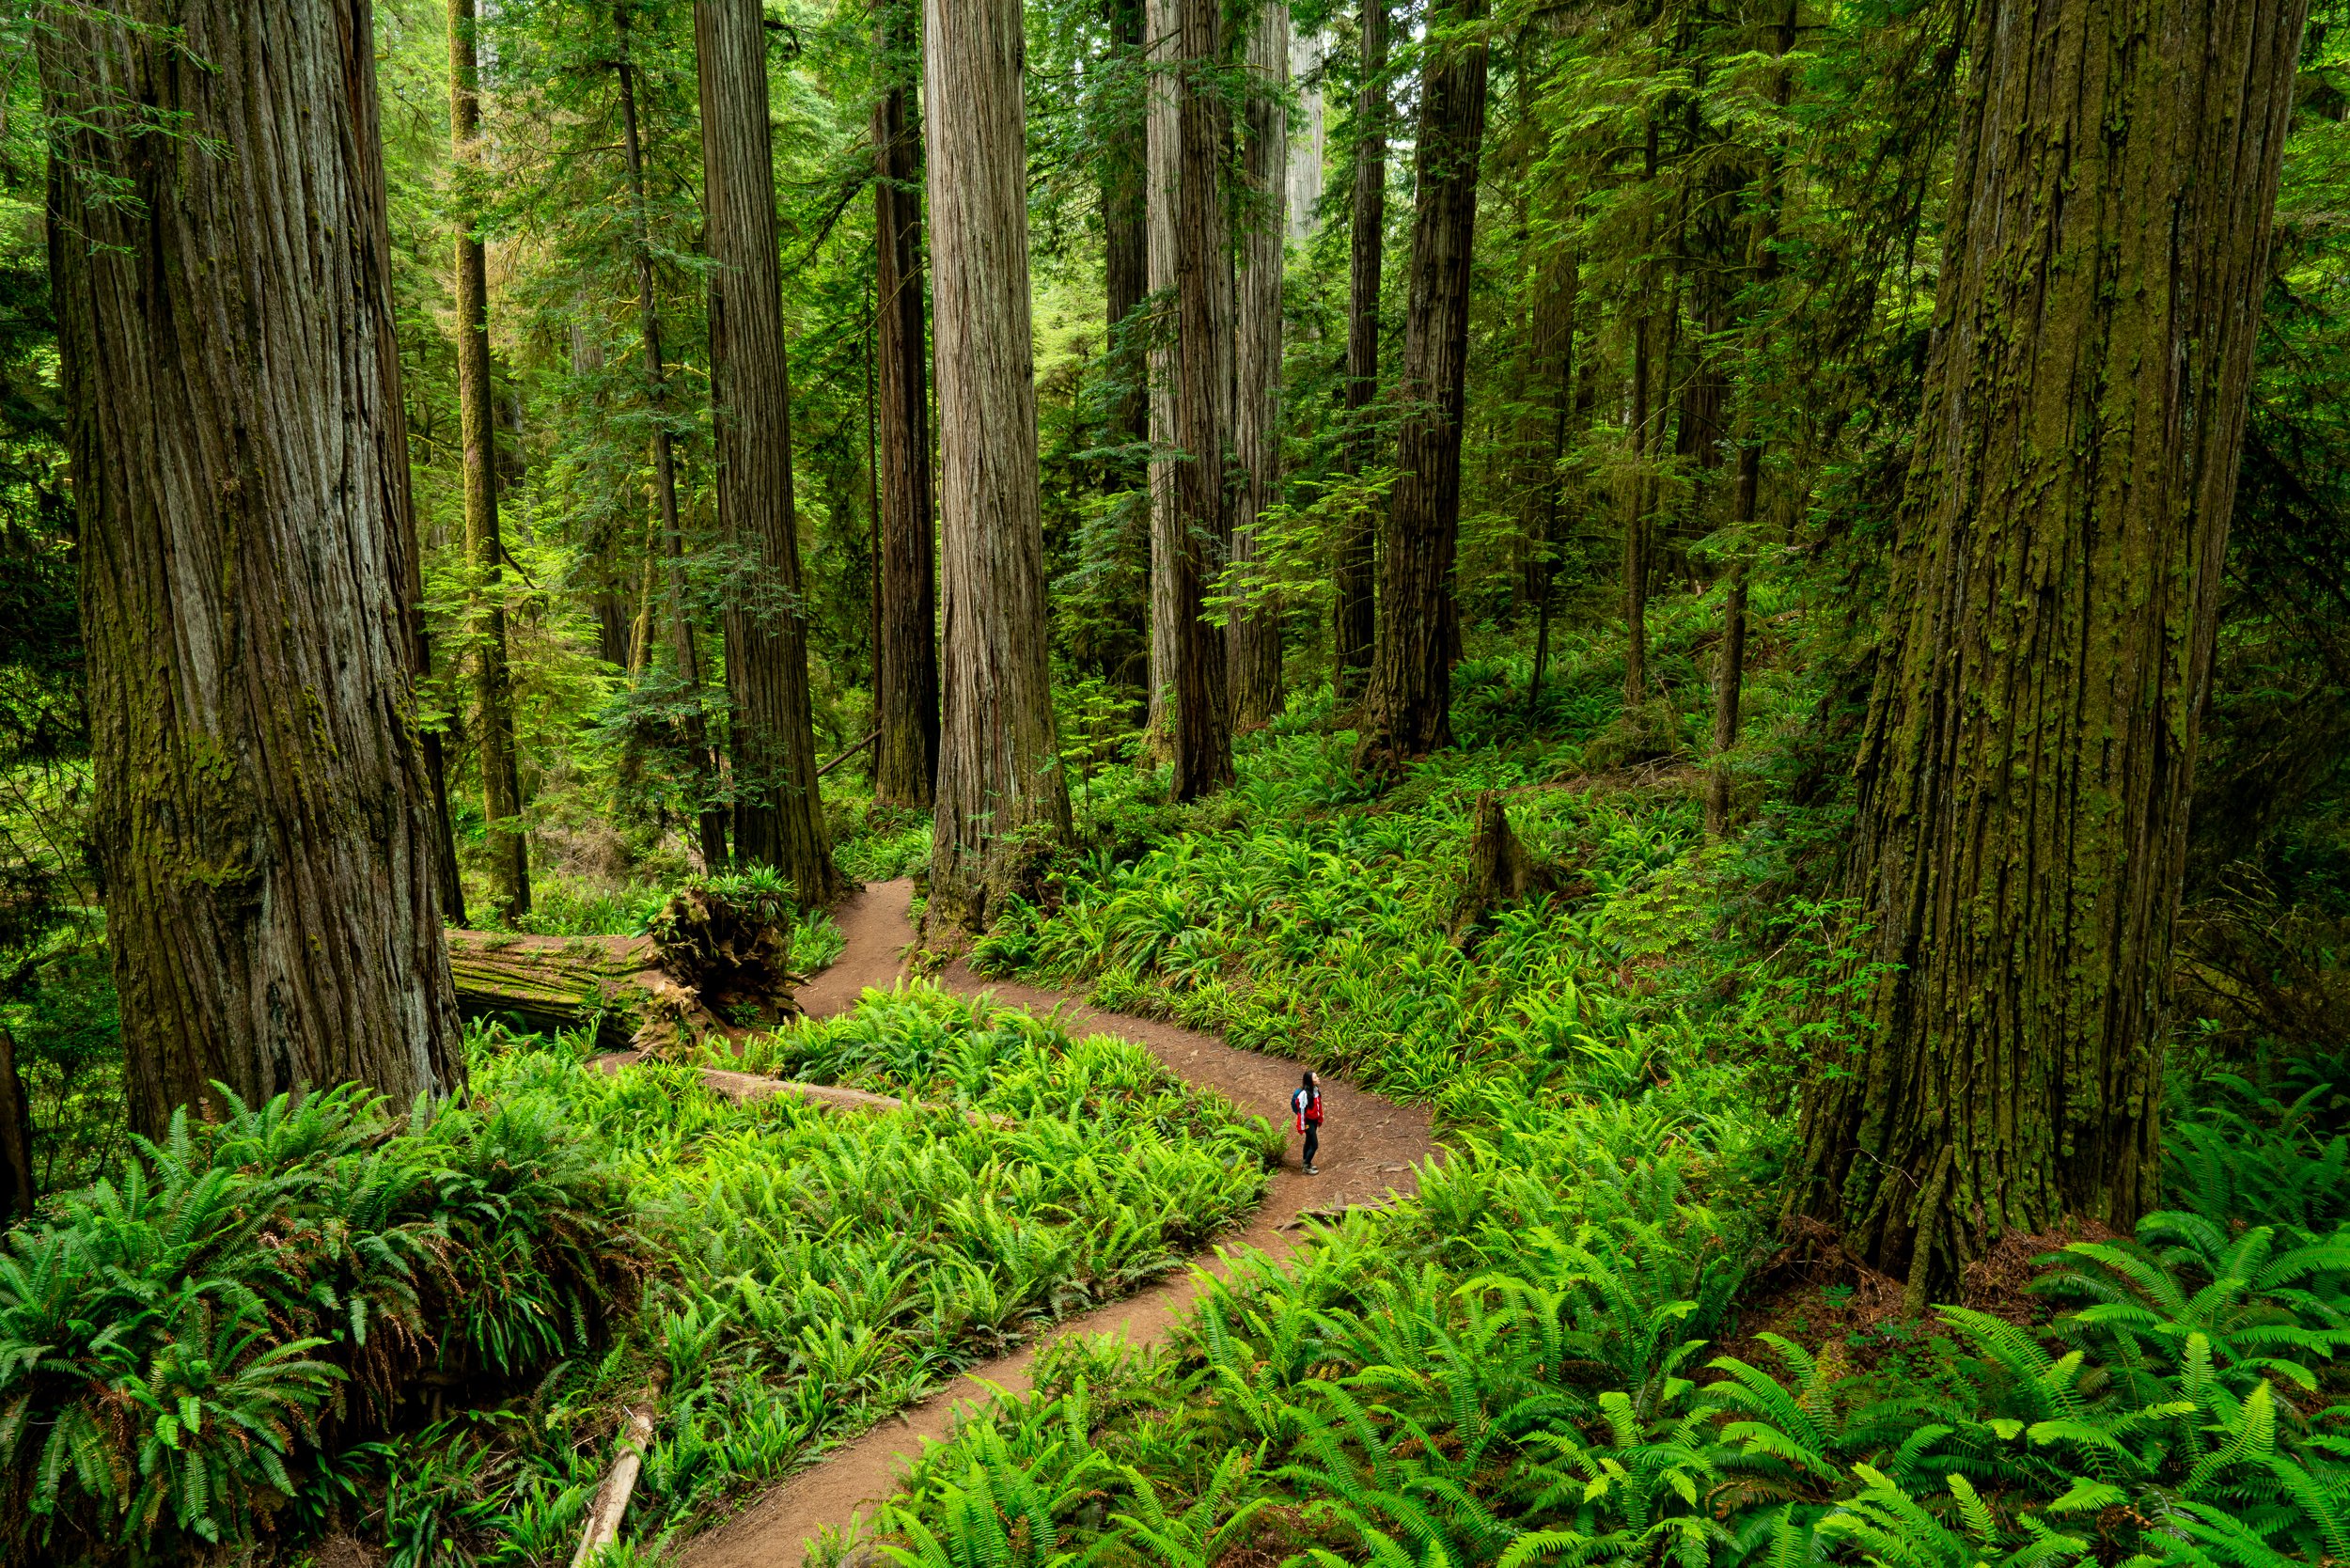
1356, 0, 1488, 769
697, 0, 838, 902
43, 0, 465, 1134
1230, 2, 1290, 729
925, 0, 1072, 926
872, 0, 941, 810
1334, 0, 1387, 699
1792, 0, 2311, 1307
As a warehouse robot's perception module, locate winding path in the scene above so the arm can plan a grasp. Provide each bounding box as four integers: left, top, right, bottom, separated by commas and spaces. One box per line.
679, 878, 1437, 1568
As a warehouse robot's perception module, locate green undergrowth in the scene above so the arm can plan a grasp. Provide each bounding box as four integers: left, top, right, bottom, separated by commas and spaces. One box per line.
338, 984, 1272, 1566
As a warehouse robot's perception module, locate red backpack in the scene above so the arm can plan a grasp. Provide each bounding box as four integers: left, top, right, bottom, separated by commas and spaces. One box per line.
1292, 1088, 1323, 1132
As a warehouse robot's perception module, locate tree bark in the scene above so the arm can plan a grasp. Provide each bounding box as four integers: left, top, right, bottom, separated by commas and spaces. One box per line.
1791, 0, 2311, 1307
1621, 118, 1658, 712
1230, 2, 1289, 730
1520, 244, 1577, 719
925, 0, 1072, 927
1333, 0, 1386, 699
1704, 0, 1796, 839
615, 8, 728, 871
697, 0, 838, 902
0, 1026, 32, 1222
1156, 0, 1235, 798
449, 0, 531, 923
1355, 0, 1487, 771
44, 0, 465, 1136
1103, 0, 1150, 464
872, 0, 942, 810
1143, 0, 1180, 755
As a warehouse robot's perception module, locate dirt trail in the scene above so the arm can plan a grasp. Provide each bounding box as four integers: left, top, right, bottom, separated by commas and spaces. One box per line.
681, 879, 1436, 1568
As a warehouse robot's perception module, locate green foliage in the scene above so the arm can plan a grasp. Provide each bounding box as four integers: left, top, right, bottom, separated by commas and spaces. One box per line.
0, 1081, 639, 1563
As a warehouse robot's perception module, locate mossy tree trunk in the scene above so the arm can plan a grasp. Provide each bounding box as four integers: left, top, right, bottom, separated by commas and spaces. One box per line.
1705, 0, 1796, 839
925, 0, 1072, 928
44, 0, 465, 1136
1355, 0, 1487, 771
1102, 0, 1150, 471
1333, 0, 1386, 700
1230, 2, 1290, 730
697, 0, 838, 902
448, 0, 530, 922
1792, 0, 2311, 1308
872, 0, 942, 811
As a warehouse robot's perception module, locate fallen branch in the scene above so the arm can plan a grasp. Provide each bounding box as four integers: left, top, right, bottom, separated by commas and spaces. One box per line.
572, 1392, 663, 1568
816, 727, 881, 779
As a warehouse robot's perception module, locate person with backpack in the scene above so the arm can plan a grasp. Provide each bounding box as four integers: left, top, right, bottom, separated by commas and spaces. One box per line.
1291, 1071, 1324, 1174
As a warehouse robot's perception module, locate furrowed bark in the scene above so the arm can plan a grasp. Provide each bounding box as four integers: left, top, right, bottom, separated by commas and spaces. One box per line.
44, 0, 465, 1135
1143, 0, 1180, 755
615, 8, 728, 870
698, 0, 838, 902
1792, 0, 2311, 1306
1103, 0, 1150, 465
1230, 1, 1290, 729
1334, 0, 1386, 698
873, 0, 942, 810
1160, 0, 1235, 798
925, 0, 1072, 927
449, 0, 530, 923
1355, 0, 1487, 771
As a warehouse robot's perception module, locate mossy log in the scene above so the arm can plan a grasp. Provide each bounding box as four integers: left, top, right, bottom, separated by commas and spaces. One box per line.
447, 923, 800, 1055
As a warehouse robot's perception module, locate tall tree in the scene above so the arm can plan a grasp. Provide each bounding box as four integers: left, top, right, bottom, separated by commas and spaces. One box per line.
43, 0, 465, 1135
615, 3, 728, 870
1143, 0, 1179, 753
1620, 116, 1659, 711
1230, 2, 1289, 729
1155, 0, 1236, 797
449, 0, 531, 922
697, 0, 838, 901
1705, 0, 1796, 837
1102, 0, 1150, 465
872, 0, 942, 809
1355, 0, 1488, 769
1333, 0, 1386, 698
925, 0, 1072, 924
1791, 0, 2311, 1308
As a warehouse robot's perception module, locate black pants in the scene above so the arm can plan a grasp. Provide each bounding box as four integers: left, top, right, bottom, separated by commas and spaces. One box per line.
1302, 1125, 1319, 1168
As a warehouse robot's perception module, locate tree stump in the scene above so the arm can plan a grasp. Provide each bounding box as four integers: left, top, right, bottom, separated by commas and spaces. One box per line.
1449, 791, 1559, 943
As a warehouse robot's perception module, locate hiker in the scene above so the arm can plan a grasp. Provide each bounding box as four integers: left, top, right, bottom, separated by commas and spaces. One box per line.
1292, 1071, 1324, 1174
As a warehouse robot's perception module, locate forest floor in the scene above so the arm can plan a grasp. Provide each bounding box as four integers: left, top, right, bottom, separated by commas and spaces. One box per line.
680, 877, 1437, 1568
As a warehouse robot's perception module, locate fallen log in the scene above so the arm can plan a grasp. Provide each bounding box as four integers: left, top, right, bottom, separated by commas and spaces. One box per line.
572, 1392, 662, 1568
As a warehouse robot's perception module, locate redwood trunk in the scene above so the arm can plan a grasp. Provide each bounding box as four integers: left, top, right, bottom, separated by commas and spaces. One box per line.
1333, 0, 1386, 698
1792, 0, 2310, 1306
44, 0, 465, 1135
925, 0, 1072, 926
1355, 0, 1486, 770
1160, 0, 1234, 798
1230, 3, 1290, 729
0, 1027, 31, 1221
1621, 118, 1657, 712
449, 0, 530, 923
1103, 0, 1150, 463
698, 0, 838, 902
872, 0, 942, 809
616, 10, 728, 870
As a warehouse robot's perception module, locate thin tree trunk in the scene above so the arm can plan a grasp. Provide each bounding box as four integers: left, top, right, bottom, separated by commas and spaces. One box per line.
1355, 0, 1487, 770
0, 1026, 32, 1221
1792, 0, 2310, 1307
698, 0, 838, 902
449, 0, 530, 922
1705, 0, 1795, 838
925, 0, 1072, 926
1103, 0, 1149, 463
1621, 117, 1657, 712
1230, 2, 1289, 729
872, 0, 942, 810
1143, 0, 1180, 753
43, 0, 465, 1135
615, 7, 728, 871
1521, 247, 1578, 721
1333, 0, 1386, 698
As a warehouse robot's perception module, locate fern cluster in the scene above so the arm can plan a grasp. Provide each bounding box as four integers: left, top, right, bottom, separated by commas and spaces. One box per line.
0, 1082, 640, 1563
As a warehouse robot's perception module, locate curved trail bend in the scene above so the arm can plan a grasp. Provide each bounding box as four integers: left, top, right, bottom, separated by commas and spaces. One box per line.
682, 878, 1436, 1568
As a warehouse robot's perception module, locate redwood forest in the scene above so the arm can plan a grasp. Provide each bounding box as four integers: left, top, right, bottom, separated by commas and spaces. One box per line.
2, 1, 2347, 1565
